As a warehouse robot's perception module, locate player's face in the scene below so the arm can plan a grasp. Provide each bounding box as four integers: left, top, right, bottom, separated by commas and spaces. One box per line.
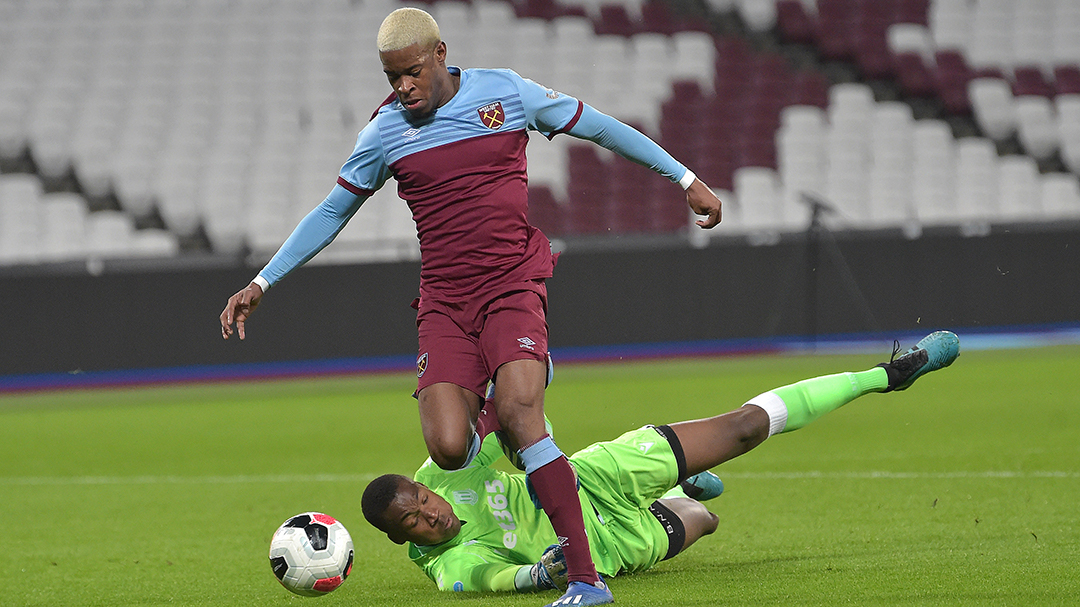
384, 480, 462, 546
380, 41, 455, 118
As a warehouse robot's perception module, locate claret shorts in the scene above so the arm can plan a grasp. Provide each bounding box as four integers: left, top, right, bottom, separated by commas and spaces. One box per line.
414, 280, 549, 397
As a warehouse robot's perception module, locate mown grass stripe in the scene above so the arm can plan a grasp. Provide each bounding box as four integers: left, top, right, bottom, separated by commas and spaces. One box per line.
2, 470, 1075, 485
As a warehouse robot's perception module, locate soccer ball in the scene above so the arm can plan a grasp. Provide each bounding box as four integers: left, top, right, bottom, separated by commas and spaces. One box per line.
269, 512, 354, 596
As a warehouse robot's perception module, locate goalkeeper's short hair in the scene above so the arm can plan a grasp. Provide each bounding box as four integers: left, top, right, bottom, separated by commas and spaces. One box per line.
362, 473, 411, 533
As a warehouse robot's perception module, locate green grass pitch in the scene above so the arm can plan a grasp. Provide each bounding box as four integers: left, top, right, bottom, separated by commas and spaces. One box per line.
1, 345, 1078, 606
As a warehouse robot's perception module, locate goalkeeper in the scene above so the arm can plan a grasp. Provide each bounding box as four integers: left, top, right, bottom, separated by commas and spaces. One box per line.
361, 331, 959, 594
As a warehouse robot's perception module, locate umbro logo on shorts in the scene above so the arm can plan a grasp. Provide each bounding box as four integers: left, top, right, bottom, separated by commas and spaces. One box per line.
518, 337, 536, 351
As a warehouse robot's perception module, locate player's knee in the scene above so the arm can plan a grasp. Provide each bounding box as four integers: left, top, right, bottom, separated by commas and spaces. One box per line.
667, 498, 719, 554
493, 398, 545, 441
426, 434, 470, 470
733, 405, 770, 446
703, 509, 719, 535
684, 499, 718, 534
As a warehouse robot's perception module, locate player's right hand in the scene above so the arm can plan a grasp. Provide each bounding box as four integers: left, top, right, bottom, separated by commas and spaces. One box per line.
686, 178, 722, 228
220, 282, 264, 340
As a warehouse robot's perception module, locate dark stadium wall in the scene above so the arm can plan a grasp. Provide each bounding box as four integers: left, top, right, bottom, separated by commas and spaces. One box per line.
1, 228, 1078, 376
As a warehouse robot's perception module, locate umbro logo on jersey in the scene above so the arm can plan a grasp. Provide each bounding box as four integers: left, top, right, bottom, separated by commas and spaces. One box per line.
477, 102, 505, 129
402, 127, 421, 138
517, 337, 536, 351
639, 442, 655, 454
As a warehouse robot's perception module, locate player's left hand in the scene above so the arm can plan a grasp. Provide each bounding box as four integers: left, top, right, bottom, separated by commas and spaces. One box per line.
686, 178, 722, 228
220, 282, 264, 340
529, 544, 567, 591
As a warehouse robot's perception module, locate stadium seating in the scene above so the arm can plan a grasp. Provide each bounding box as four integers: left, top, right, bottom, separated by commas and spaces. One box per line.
0, 171, 178, 264
1, 0, 1079, 270
751, 0, 1080, 233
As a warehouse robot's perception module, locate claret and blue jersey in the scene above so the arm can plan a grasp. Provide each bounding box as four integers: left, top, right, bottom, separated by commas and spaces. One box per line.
256, 67, 689, 299
335, 67, 586, 300
342, 66, 585, 189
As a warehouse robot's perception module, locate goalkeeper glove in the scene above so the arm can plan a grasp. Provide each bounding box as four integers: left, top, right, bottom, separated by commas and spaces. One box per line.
529, 544, 567, 591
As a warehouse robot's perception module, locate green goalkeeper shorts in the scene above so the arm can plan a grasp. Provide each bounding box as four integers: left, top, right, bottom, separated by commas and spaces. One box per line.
569, 425, 681, 575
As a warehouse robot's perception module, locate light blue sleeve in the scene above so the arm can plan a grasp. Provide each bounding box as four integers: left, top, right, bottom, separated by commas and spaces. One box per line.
513, 73, 688, 183
256, 184, 366, 287
511, 72, 587, 138
339, 118, 394, 193
257, 120, 391, 287
564, 103, 688, 183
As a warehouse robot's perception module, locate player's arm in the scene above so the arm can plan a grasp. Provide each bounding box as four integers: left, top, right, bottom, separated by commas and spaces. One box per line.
561, 104, 722, 229
424, 546, 533, 592
512, 72, 722, 228
254, 184, 367, 287
221, 121, 390, 340
220, 184, 365, 340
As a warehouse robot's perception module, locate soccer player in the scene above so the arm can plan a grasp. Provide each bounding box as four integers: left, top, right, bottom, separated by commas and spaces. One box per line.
220, 8, 723, 606
361, 332, 959, 599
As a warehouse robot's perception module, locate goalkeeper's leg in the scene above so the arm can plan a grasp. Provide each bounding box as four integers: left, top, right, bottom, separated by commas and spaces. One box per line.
668, 331, 959, 477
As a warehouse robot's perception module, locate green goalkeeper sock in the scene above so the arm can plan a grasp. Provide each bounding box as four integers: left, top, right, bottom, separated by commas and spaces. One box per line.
746, 367, 889, 436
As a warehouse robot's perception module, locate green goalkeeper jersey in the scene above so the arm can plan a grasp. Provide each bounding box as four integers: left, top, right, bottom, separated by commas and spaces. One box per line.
407, 427, 679, 592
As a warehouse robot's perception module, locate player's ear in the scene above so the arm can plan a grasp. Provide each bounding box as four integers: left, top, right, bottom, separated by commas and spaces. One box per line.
433, 40, 446, 64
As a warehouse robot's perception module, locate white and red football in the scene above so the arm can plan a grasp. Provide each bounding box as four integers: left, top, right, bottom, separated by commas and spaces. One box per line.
269, 512, 354, 596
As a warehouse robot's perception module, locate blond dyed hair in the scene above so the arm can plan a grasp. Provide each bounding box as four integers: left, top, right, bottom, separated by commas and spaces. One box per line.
377, 8, 441, 52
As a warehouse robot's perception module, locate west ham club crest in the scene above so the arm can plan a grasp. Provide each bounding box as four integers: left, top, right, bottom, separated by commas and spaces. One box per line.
477, 102, 505, 130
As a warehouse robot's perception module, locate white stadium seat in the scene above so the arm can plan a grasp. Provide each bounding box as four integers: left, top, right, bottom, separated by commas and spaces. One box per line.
737, 0, 777, 32
911, 120, 959, 227
955, 137, 1000, 224
888, 23, 936, 65
1015, 95, 1059, 161
930, 0, 971, 51
86, 210, 135, 259
968, 0, 1015, 71
41, 192, 89, 262
997, 155, 1042, 222
1040, 172, 1080, 219
778, 105, 827, 226
0, 174, 45, 264
1013, 0, 1056, 73
733, 166, 788, 233
1057, 95, 1080, 174
969, 78, 1017, 141
1052, 0, 1080, 65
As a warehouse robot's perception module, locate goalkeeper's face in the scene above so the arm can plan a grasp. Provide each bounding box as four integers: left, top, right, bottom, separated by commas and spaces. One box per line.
383, 480, 462, 546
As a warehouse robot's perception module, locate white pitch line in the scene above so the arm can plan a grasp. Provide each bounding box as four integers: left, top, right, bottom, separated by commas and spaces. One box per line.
1, 471, 1077, 486
718, 470, 1080, 480
0, 473, 380, 486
